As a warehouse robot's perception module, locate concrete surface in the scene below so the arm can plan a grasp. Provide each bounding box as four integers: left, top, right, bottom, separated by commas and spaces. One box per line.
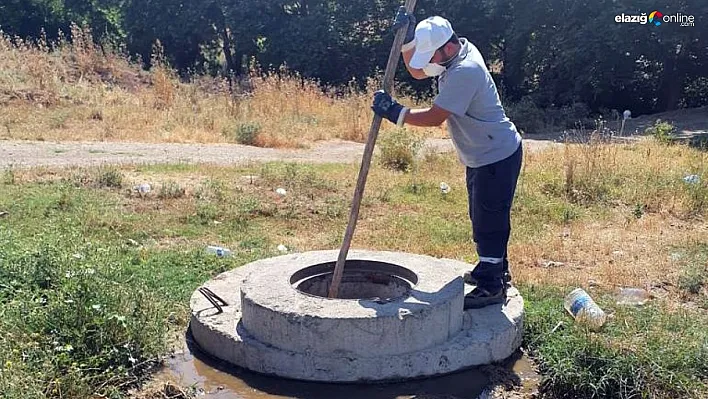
241, 252, 463, 357
190, 250, 524, 382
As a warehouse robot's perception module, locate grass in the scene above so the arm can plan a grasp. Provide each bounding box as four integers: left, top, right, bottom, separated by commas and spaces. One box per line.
2, 21, 707, 399
523, 285, 708, 398
1, 137, 707, 398
0, 26, 443, 148
675, 244, 708, 298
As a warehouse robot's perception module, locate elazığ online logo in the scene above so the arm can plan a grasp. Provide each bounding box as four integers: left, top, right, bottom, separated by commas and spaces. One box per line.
648, 11, 663, 25
615, 10, 694, 27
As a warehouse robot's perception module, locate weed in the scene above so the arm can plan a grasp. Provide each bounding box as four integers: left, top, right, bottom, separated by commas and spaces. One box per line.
633, 203, 645, 219
158, 181, 186, 199
679, 265, 706, 295
677, 245, 708, 295
194, 179, 226, 201
646, 119, 676, 144
3, 166, 15, 185
50, 110, 71, 129
378, 128, 424, 172
96, 166, 123, 188
237, 122, 262, 146
193, 202, 220, 225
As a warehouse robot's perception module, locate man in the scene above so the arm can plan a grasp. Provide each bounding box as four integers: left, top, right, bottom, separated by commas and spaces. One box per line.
371, 8, 523, 309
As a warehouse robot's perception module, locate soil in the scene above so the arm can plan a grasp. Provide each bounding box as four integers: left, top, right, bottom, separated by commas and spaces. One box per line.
3, 105, 705, 169
0, 138, 560, 169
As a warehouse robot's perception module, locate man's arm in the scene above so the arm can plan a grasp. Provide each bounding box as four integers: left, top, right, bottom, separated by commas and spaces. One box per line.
371, 91, 451, 128
393, 7, 428, 80
401, 104, 451, 127
402, 47, 428, 80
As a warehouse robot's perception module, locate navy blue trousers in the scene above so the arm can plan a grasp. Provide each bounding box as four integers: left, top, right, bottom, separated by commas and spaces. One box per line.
465, 144, 523, 291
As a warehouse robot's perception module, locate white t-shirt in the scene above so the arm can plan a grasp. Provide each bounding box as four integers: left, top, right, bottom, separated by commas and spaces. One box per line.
434, 38, 521, 168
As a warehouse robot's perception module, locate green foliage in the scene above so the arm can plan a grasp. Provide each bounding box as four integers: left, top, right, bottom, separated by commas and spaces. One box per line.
95, 166, 123, 188
0, 232, 169, 398
646, 119, 677, 144
522, 285, 708, 398
676, 245, 708, 295
228, 122, 262, 146
3, 167, 15, 185
505, 96, 546, 134
157, 180, 186, 199
378, 128, 424, 172
2, 0, 708, 115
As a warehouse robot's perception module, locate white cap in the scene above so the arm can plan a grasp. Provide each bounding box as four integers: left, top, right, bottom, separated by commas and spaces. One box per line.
410, 16, 454, 69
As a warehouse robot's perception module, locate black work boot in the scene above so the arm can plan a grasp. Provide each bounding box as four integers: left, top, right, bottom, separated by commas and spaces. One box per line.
502, 258, 512, 288
463, 261, 507, 287
463, 283, 506, 309
462, 261, 507, 309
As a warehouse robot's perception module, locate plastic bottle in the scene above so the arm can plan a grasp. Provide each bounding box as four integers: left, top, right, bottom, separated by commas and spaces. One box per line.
206, 246, 232, 257
683, 175, 700, 185
564, 288, 607, 331
616, 288, 650, 306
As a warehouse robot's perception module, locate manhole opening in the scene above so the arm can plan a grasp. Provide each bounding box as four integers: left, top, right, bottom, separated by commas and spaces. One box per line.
290, 260, 418, 300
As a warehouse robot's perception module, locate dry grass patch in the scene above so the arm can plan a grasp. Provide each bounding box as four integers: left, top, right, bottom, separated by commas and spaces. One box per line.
0, 29, 444, 147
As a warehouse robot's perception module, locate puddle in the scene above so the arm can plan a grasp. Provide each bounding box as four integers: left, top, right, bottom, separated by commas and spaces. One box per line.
159, 334, 540, 399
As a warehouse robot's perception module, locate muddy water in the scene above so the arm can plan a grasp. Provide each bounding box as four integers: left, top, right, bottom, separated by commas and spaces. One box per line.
162, 337, 540, 399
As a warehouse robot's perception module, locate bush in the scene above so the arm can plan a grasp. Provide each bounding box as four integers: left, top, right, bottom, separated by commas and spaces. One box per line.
506, 96, 546, 134
95, 166, 123, 188
232, 122, 262, 145
557, 102, 592, 129
646, 119, 676, 144
157, 181, 186, 199
378, 128, 423, 172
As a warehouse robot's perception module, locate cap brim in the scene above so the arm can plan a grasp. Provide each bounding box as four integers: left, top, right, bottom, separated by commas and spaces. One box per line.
410, 48, 436, 69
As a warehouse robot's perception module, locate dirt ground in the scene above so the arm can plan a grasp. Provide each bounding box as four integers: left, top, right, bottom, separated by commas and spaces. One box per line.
2, 105, 705, 169
0, 137, 560, 169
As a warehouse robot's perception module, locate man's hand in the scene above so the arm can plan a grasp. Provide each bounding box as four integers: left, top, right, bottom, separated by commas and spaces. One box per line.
371, 90, 407, 126
392, 6, 416, 49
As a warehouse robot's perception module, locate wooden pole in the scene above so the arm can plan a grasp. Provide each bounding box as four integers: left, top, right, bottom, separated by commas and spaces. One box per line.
328, 0, 418, 298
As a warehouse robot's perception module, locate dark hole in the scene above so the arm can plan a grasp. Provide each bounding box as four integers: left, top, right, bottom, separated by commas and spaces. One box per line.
290, 260, 418, 300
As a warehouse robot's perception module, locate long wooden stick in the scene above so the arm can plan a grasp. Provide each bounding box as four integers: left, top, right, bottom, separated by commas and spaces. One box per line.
328, 0, 418, 299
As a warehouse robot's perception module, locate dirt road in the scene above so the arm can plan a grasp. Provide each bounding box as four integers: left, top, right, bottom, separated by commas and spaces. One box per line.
0, 138, 559, 169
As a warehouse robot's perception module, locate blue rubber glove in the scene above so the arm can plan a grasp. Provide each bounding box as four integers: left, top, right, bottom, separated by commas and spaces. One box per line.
392, 6, 416, 46
372, 90, 405, 125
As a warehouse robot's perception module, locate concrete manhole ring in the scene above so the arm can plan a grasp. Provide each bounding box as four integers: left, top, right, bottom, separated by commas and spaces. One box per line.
189, 250, 524, 382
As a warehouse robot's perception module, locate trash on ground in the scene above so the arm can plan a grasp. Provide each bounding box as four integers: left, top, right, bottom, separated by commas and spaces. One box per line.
439, 182, 450, 194
538, 259, 565, 268
277, 244, 288, 253
616, 287, 651, 306
564, 288, 607, 331
135, 183, 152, 194
206, 245, 232, 257
275, 188, 287, 196
683, 174, 700, 185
